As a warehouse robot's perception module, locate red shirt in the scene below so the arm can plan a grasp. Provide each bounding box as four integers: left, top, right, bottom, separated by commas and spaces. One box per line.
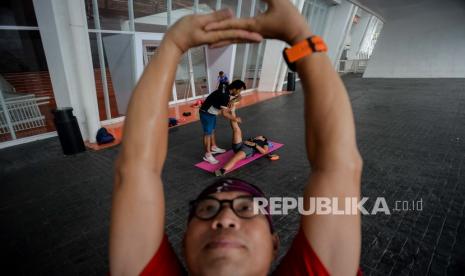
140, 228, 362, 276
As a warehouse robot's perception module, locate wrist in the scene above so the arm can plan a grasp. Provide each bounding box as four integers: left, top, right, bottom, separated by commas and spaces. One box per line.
288, 29, 314, 46
160, 35, 184, 58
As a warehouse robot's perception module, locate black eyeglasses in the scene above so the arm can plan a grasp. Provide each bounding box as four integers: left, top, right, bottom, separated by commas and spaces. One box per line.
190, 195, 260, 220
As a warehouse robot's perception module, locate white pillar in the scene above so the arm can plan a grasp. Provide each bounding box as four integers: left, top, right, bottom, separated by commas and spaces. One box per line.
33, 0, 101, 142
258, 0, 304, 92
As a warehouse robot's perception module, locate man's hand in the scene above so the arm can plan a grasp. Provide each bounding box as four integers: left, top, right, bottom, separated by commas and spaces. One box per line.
205, 0, 312, 46
234, 117, 242, 124
164, 9, 263, 54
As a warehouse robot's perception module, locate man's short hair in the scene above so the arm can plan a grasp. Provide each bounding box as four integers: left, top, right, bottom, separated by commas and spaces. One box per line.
219, 71, 224, 75
228, 80, 246, 91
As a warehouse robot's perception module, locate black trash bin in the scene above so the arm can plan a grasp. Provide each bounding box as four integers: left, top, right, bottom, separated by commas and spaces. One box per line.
52, 107, 86, 155
287, 72, 296, 91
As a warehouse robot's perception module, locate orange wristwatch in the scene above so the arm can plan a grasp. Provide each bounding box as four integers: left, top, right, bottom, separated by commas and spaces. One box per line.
282, 35, 328, 71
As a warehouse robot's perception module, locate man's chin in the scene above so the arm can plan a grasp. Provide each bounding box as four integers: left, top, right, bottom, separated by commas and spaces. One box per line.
197, 255, 247, 276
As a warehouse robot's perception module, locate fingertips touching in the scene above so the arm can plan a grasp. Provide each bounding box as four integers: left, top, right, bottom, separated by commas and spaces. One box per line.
204, 18, 257, 34
208, 31, 263, 49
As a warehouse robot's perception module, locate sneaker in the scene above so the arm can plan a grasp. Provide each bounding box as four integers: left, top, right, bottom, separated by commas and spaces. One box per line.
211, 146, 226, 154
214, 169, 225, 177
203, 153, 219, 164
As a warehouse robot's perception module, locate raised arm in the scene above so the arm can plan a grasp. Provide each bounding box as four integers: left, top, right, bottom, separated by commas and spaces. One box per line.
296, 33, 362, 276
109, 10, 262, 275
206, 1, 362, 275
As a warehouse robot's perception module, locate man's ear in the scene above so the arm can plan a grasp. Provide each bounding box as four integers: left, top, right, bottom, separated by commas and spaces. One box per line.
272, 233, 280, 259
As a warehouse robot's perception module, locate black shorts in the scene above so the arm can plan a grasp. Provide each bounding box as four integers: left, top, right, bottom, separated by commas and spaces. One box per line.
232, 142, 255, 158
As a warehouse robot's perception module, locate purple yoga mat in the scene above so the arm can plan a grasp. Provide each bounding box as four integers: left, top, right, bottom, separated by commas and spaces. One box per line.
195, 141, 284, 173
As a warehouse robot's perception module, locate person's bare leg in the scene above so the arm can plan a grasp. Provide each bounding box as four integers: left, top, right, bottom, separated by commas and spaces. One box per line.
230, 106, 242, 144
223, 151, 247, 171
210, 131, 217, 150
203, 134, 212, 154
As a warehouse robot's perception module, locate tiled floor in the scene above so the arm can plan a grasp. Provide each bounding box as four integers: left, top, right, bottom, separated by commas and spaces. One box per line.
1, 75, 465, 275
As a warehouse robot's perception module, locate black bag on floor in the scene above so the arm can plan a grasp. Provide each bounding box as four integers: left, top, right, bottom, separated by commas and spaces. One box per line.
96, 127, 115, 145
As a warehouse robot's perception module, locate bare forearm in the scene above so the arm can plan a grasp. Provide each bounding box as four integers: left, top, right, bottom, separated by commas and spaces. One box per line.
296, 52, 361, 169
255, 145, 268, 154
118, 40, 182, 173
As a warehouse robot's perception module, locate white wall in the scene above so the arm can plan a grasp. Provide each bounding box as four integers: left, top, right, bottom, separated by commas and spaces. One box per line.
205, 45, 236, 93
364, 0, 465, 78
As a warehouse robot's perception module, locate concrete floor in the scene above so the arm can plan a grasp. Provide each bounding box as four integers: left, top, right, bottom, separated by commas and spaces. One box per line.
1, 75, 464, 275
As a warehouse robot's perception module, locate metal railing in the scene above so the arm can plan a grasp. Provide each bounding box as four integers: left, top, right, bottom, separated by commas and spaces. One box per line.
337, 59, 369, 74
0, 90, 50, 139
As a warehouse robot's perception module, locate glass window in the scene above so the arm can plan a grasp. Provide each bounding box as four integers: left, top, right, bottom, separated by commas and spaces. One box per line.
100, 33, 135, 115
0, 30, 56, 142
85, 0, 130, 31
175, 53, 192, 101
171, 1, 195, 26
255, 40, 266, 87
244, 43, 258, 89
191, 46, 209, 97
199, 0, 218, 12
302, 0, 329, 36
232, 0, 254, 82
233, 44, 245, 81
221, 0, 237, 14
89, 33, 121, 120
133, 0, 168, 32
0, 0, 37, 26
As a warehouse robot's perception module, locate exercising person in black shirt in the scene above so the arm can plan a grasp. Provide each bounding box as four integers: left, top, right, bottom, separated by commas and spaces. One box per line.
200, 80, 245, 164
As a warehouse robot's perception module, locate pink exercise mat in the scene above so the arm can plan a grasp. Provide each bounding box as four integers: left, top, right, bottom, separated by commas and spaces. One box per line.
195, 141, 284, 174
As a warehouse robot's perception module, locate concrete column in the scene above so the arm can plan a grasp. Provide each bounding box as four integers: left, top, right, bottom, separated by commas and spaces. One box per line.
33, 0, 101, 142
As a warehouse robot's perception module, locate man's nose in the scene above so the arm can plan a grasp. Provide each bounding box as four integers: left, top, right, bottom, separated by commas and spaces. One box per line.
211, 205, 240, 230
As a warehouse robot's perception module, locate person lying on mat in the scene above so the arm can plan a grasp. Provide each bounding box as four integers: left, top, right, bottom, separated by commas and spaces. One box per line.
215, 106, 269, 176
110, 0, 363, 275
200, 79, 246, 165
